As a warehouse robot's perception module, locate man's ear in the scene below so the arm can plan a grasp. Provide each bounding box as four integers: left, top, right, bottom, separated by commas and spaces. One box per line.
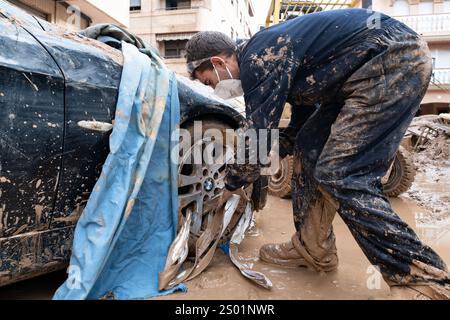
210, 56, 225, 68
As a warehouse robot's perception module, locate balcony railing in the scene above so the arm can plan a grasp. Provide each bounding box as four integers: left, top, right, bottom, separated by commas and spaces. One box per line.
395, 14, 450, 35
154, 6, 203, 11
432, 68, 450, 85
165, 5, 192, 10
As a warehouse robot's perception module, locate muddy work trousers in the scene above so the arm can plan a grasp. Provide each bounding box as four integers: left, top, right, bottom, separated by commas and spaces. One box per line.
291, 27, 450, 294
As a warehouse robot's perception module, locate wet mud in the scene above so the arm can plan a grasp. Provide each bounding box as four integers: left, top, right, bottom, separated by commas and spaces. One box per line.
405, 121, 450, 225
153, 194, 448, 300
0, 195, 448, 300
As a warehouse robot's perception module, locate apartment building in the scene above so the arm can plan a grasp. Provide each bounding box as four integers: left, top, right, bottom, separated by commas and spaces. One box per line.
370, 0, 450, 115
129, 0, 255, 75
6, 0, 130, 30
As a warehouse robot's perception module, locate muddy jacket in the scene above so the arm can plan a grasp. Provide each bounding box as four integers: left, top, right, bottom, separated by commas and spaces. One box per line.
225, 8, 417, 191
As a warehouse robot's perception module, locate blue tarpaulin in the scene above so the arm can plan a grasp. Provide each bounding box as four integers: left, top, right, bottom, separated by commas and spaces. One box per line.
53, 41, 185, 300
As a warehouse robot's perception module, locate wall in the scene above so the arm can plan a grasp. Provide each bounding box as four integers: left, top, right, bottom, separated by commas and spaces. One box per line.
8, 0, 89, 30
429, 43, 450, 68
209, 0, 253, 39
129, 0, 256, 75
130, 0, 255, 43
8, 0, 130, 30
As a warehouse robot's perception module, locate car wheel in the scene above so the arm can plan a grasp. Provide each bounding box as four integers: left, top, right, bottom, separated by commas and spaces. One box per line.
178, 120, 252, 255
382, 146, 416, 197
268, 155, 293, 199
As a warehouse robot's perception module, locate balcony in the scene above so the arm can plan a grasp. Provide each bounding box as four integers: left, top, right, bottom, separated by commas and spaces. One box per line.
151, 6, 209, 34
164, 5, 193, 10
395, 14, 450, 42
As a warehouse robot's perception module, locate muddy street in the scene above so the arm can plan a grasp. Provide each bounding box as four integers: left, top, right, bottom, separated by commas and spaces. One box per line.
1, 193, 448, 300
159, 196, 450, 300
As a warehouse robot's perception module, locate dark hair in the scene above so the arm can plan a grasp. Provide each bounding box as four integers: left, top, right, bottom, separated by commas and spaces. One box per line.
185, 31, 237, 78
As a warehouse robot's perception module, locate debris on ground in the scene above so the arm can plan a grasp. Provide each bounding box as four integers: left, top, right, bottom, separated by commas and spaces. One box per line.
404, 114, 450, 225
159, 195, 273, 291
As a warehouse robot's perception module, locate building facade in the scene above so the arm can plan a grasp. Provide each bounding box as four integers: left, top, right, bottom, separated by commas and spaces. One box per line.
6, 0, 130, 30
129, 0, 255, 75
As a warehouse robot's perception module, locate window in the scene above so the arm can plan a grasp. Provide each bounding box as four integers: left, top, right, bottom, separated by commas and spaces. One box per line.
130, 0, 141, 11
164, 40, 188, 58
392, 0, 410, 16
166, 0, 191, 10
418, 0, 433, 15
8, 0, 49, 20
431, 48, 450, 69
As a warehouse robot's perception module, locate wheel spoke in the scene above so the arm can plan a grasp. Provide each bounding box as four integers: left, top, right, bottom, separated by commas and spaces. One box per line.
208, 148, 234, 172
191, 200, 204, 234
179, 191, 202, 208
178, 174, 201, 188
192, 163, 205, 177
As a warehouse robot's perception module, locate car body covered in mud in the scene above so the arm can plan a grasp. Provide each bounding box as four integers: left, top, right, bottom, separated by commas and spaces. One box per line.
0, 0, 267, 287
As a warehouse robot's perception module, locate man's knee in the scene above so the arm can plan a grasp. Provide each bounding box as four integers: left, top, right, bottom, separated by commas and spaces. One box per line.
313, 163, 343, 191
313, 162, 386, 203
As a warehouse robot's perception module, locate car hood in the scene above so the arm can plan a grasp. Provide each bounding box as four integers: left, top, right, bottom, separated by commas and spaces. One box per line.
176, 75, 246, 117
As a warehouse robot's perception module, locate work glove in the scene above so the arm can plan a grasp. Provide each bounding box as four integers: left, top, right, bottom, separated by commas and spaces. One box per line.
224, 163, 261, 191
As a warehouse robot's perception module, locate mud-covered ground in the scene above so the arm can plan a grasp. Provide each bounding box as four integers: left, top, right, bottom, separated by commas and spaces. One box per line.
405, 135, 450, 226
1, 193, 448, 300
404, 115, 450, 225
156, 196, 449, 300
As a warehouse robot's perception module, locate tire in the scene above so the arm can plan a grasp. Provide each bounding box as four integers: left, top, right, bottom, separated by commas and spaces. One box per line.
268, 147, 416, 199
178, 119, 252, 255
382, 146, 416, 197
268, 155, 293, 199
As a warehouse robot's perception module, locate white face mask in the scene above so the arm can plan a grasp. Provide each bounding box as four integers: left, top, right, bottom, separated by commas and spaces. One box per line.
212, 62, 244, 100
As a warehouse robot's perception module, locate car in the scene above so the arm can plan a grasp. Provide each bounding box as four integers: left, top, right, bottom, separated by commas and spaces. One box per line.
0, 0, 267, 287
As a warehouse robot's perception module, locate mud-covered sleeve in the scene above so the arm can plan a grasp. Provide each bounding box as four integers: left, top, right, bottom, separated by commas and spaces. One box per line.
224, 36, 301, 191
241, 46, 300, 131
